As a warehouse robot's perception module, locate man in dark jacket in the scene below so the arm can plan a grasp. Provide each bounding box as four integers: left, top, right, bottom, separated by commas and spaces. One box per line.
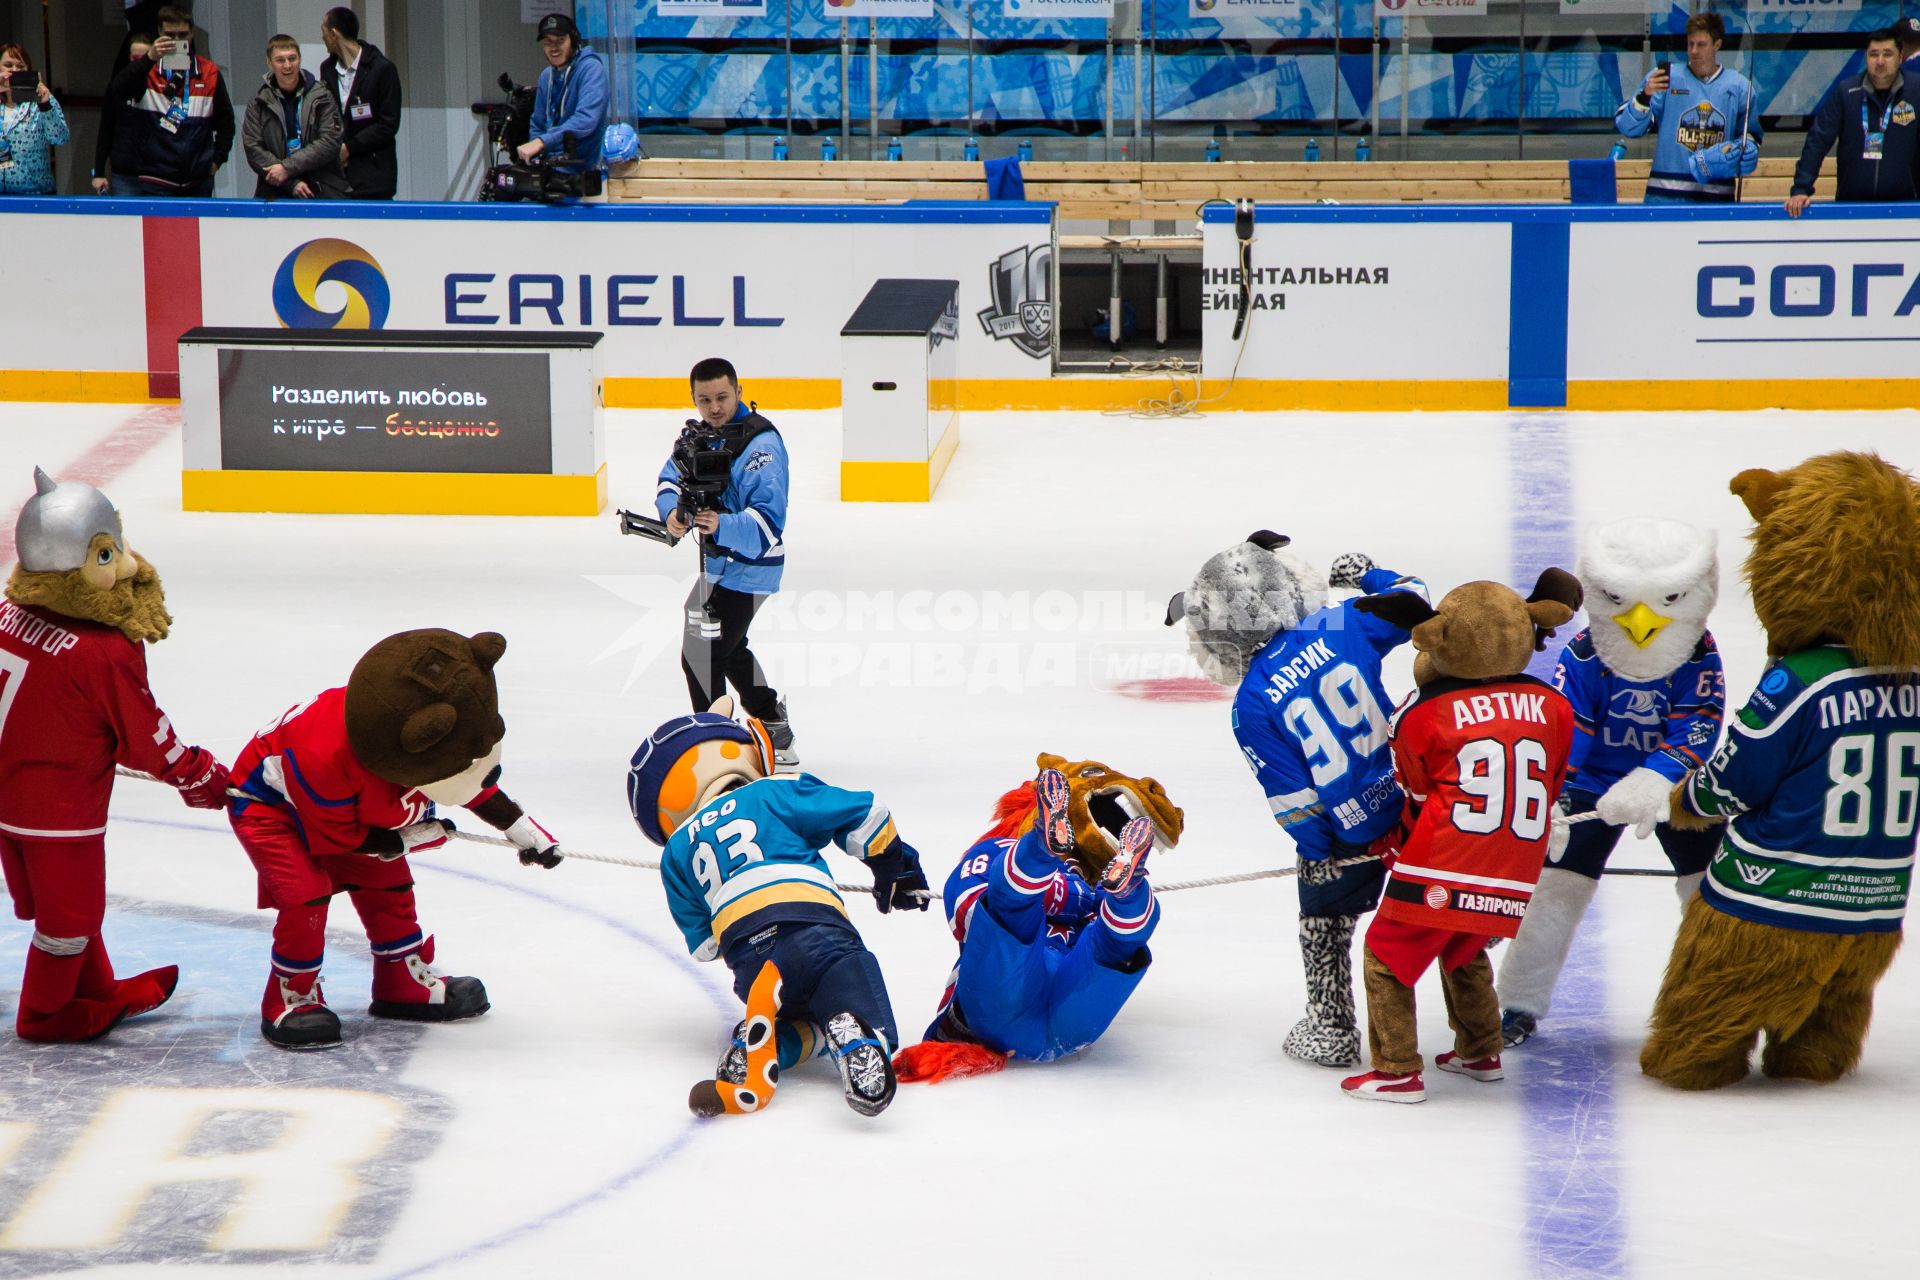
102, 5, 232, 196
240, 35, 346, 200
1787, 29, 1919, 216
319, 6, 401, 200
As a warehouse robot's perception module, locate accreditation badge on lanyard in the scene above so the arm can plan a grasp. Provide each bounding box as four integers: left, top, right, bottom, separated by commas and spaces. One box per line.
1864, 97, 1893, 161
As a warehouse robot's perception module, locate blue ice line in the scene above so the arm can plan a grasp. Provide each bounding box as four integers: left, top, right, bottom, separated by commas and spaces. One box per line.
1509, 416, 1627, 1279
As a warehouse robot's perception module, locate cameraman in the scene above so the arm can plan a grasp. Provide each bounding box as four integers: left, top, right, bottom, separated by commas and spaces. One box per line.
517, 14, 606, 175
656, 358, 797, 765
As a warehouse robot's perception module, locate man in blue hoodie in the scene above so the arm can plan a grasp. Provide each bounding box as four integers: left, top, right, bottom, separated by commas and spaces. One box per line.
656, 359, 797, 765
518, 13, 606, 174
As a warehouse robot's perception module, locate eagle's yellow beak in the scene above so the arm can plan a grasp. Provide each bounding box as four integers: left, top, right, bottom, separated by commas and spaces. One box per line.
1614, 602, 1670, 648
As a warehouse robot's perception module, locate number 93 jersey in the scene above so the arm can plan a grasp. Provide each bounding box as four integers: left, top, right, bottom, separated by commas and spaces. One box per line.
660, 773, 897, 961
1382, 674, 1574, 938
1231, 571, 1427, 859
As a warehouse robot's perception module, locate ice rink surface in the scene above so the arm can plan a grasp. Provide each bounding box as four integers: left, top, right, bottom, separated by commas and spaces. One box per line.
2, 400, 1919, 1279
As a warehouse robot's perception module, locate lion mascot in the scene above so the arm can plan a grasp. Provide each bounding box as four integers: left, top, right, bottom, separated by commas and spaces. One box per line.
1642, 452, 1920, 1089
893, 754, 1184, 1082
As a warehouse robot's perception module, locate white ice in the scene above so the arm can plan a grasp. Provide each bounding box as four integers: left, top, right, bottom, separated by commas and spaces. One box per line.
1, 401, 1918, 1279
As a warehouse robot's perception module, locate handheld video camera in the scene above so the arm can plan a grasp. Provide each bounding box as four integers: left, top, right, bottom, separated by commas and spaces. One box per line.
616, 419, 742, 549
474, 73, 603, 203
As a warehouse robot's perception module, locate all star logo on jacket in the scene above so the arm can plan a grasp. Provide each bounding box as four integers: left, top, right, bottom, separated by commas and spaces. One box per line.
977, 244, 1053, 360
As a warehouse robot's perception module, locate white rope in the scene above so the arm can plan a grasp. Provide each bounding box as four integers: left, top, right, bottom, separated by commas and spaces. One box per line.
115, 767, 1656, 904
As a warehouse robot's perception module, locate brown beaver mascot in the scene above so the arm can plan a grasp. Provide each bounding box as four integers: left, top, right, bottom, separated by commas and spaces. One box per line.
226, 627, 564, 1048
1642, 451, 1920, 1089
893, 753, 1184, 1083
0, 468, 230, 1042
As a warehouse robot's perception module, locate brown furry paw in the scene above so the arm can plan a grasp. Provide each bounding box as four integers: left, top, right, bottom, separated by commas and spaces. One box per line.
1640, 1045, 1751, 1091
1760, 1039, 1851, 1084
1664, 779, 1722, 832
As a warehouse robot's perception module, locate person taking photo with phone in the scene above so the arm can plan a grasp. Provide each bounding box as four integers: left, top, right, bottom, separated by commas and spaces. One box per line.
1786, 29, 1918, 217
103, 5, 233, 197
241, 34, 346, 200
0, 44, 67, 196
1616, 13, 1760, 203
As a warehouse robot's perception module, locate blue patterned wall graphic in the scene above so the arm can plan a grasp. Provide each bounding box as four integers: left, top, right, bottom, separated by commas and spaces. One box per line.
606, 0, 1916, 131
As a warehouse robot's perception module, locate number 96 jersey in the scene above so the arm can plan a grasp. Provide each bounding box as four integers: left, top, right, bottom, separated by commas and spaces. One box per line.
1381, 675, 1574, 938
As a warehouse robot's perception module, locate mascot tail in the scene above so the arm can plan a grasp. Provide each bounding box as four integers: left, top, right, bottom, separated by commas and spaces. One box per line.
893, 1040, 1012, 1084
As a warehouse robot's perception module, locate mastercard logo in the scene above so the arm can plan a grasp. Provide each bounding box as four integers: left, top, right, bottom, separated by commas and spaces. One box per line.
271, 237, 392, 330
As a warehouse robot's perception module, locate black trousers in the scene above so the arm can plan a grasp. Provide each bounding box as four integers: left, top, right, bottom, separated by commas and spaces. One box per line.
682, 581, 779, 719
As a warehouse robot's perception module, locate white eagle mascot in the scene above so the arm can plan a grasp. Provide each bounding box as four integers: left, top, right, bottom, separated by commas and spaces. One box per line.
1497, 517, 1724, 1047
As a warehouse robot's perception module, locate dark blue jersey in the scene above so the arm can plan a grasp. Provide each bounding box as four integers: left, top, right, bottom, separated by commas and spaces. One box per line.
1231, 568, 1426, 859
1684, 646, 1920, 935
1554, 630, 1725, 793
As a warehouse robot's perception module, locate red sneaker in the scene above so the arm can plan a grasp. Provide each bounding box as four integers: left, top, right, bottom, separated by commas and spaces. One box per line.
1436, 1050, 1504, 1082
1037, 768, 1073, 855
1340, 1069, 1426, 1103
1101, 816, 1153, 895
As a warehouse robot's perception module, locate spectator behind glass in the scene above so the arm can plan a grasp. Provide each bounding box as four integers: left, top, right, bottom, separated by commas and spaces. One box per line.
1787, 30, 1919, 217
241, 35, 346, 200
319, 6, 402, 200
94, 34, 150, 194
103, 5, 234, 197
0, 44, 68, 196
518, 13, 607, 174
1615, 13, 1761, 203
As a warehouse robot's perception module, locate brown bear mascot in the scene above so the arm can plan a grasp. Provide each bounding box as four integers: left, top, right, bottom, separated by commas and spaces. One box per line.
1642, 451, 1920, 1089
227, 628, 563, 1048
0, 469, 230, 1042
1338, 571, 1580, 1103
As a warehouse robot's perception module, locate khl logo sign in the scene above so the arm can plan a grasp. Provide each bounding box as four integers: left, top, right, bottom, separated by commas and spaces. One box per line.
272, 238, 391, 330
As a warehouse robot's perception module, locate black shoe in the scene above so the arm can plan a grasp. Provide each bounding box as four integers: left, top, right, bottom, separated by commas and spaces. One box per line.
370, 976, 490, 1023
717, 1019, 748, 1085
761, 701, 798, 768
1501, 1008, 1537, 1048
825, 1011, 896, 1117
262, 1003, 343, 1049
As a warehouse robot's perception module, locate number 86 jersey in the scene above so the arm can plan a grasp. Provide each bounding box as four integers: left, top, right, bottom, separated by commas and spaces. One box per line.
1380, 675, 1574, 938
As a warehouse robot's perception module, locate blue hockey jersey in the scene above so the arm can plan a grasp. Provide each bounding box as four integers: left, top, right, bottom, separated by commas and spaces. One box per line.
941, 836, 1096, 947
1554, 630, 1725, 794
1683, 646, 1920, 935
1616, 63, 1761, 202
660, 773, 896, 961
655, 404, 789, 594
1231, 567, 1426, 860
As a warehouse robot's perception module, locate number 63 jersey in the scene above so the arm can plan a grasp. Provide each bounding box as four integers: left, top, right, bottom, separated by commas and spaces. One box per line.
1380, 675, 1575, 937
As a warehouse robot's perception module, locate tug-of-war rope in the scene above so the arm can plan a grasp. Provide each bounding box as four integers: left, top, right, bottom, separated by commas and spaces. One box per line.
121, 769, 1665, 903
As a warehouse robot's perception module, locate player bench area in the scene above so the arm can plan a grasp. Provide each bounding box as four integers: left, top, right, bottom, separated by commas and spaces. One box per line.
607, 157, 1836, 218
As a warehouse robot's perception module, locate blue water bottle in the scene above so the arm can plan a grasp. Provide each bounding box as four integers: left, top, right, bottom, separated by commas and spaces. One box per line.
963, 135, 979, 161
887, 137, 903, 161
1017, 139, 1033, 162
1609, 140, 1628, 161
822, 136, 837, 161
1205, 137, 1221, 163
772, 135, 788, 161
1355, 134, 1371, 163
1304, 138, 1320, 163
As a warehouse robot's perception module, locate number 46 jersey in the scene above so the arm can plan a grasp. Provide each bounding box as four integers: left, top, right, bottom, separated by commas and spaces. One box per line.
1381, 675, 1574, 938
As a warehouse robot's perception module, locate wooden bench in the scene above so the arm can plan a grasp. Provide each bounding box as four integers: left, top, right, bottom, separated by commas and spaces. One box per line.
607, 157, 1835, 219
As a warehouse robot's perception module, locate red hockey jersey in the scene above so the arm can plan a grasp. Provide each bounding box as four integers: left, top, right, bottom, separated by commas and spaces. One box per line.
229, 687, 428, 857
0, 600, 203, 839
1381, 676, 1574, 938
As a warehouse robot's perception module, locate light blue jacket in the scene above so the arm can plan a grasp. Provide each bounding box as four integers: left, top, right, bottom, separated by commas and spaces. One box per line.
529, 45, 608, 172
655, 406, 789, 595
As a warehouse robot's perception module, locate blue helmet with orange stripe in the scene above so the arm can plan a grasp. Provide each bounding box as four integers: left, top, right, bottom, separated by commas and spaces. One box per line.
626, 699, 774, 845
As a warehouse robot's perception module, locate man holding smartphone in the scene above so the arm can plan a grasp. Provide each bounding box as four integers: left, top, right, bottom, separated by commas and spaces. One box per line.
103, 5, 233, 197
1615, 13, 1760, 203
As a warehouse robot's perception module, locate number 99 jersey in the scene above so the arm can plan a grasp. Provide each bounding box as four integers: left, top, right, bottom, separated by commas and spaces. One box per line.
1380, 675, 1574, 938
1231, 569, 1428, 860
